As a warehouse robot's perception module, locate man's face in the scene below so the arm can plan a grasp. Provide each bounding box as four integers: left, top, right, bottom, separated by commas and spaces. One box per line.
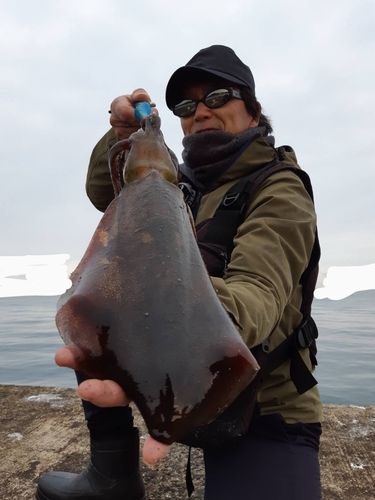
179, 82, 259, 137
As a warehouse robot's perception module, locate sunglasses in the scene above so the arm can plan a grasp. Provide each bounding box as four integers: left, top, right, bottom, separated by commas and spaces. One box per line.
173, 87, 242, 118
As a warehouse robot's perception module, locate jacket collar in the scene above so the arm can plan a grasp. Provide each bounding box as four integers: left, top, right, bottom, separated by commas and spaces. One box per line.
206, 135, 279, 192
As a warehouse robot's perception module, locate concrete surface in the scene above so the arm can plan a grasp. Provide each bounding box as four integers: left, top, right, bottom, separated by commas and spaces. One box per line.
0, 385, 374, 499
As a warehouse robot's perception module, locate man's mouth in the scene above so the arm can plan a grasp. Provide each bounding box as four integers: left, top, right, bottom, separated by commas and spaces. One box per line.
195, 128, 219, 134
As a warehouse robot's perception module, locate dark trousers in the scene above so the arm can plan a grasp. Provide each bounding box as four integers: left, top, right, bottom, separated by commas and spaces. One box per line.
75, 370, 134, 439
203, 413, 321, 500
76, 371, 321, 498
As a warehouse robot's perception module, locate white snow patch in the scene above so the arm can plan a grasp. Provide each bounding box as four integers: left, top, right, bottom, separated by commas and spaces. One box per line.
348, 425, 373, 438
24, 394, 65, 407
8, 432, 22, 441
349, 405, 366, 410
25, 394, 63, 402
350, 462, 365, 470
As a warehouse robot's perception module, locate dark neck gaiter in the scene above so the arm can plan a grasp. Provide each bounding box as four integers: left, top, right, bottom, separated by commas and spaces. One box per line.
181, 126, 274, 190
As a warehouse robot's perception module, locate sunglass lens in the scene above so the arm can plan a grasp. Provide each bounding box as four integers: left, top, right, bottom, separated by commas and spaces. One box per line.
205, 89, 231, 108
174, 100, 196, 117
173, 88, 233, 117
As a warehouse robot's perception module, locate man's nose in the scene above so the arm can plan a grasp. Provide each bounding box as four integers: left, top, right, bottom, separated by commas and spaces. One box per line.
194, 101, 211, 119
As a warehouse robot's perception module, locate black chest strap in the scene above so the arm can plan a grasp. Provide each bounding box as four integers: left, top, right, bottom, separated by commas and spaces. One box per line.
194, 159, 320, 379
181, 158, 321, 496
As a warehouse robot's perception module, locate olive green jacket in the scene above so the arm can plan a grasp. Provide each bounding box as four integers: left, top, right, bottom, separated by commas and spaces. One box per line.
86, 128, 322, 424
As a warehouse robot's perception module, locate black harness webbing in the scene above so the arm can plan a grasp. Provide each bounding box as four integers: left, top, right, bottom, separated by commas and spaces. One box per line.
199, 160, 320, 390
180, 154, 321, 496
202, 162, 277, 245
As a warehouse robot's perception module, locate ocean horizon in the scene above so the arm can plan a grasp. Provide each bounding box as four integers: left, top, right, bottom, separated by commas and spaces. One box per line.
0, 290, 374, 406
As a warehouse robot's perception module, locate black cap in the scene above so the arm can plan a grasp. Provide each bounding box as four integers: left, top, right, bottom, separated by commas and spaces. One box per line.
165, 45, 255, 110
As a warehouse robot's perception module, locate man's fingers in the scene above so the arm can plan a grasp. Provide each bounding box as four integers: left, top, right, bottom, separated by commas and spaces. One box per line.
77, 379, 131, 407
142, 435, 172, 466
55, 346, 84, 370
131, 88, 152, 104
109, 91, 157, 139
77, 379, 171, 463
56, 348, 170, 463
131, 88, 159, 116
109, 95, 138, 128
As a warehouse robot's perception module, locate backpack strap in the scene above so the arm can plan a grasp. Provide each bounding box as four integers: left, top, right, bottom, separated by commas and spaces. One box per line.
199, 157, 320, 394
180, 154, 320, 500
265, 315, 319, 394
178, 172, 202, 219
203, 157, 280, 247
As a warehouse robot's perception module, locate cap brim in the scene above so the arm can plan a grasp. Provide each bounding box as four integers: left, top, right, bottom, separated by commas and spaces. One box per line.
165, 67, 249, 110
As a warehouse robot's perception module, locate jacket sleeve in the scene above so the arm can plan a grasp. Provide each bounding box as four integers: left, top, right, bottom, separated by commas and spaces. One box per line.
85, 128, 117, 212
210, 170, 317, 348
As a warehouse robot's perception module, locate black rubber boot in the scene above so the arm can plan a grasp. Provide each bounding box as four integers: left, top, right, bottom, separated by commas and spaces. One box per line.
35, 427, 145, 500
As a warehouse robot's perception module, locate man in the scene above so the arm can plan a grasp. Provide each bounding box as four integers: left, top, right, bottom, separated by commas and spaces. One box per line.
36, 45, 322, 500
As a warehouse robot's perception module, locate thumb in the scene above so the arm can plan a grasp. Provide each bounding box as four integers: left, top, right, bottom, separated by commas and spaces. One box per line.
55, 346, 85, 370
142, 435, 172, 465
131, 88, 153, 104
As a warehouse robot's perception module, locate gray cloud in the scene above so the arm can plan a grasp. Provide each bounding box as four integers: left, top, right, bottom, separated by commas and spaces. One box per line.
0, 0, 374, 281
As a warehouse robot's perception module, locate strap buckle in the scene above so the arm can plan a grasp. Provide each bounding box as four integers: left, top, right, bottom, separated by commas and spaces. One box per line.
222, 180, 253, 212
297, 317, 318, 349
222, 192, 240, 207
178, 182, 197, 207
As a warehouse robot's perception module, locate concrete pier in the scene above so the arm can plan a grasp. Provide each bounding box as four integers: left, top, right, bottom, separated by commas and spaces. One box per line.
1, 385, 374, 499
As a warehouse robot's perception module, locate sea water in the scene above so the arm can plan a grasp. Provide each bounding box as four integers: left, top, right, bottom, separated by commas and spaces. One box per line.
0, 291, 374, 405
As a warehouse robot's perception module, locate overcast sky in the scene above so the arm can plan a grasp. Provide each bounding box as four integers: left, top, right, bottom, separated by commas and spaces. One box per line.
1, 0, 374, 286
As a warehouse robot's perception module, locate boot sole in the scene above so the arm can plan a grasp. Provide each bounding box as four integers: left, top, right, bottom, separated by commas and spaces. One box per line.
36, 491, 146, 500
35, 491, 47, 500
